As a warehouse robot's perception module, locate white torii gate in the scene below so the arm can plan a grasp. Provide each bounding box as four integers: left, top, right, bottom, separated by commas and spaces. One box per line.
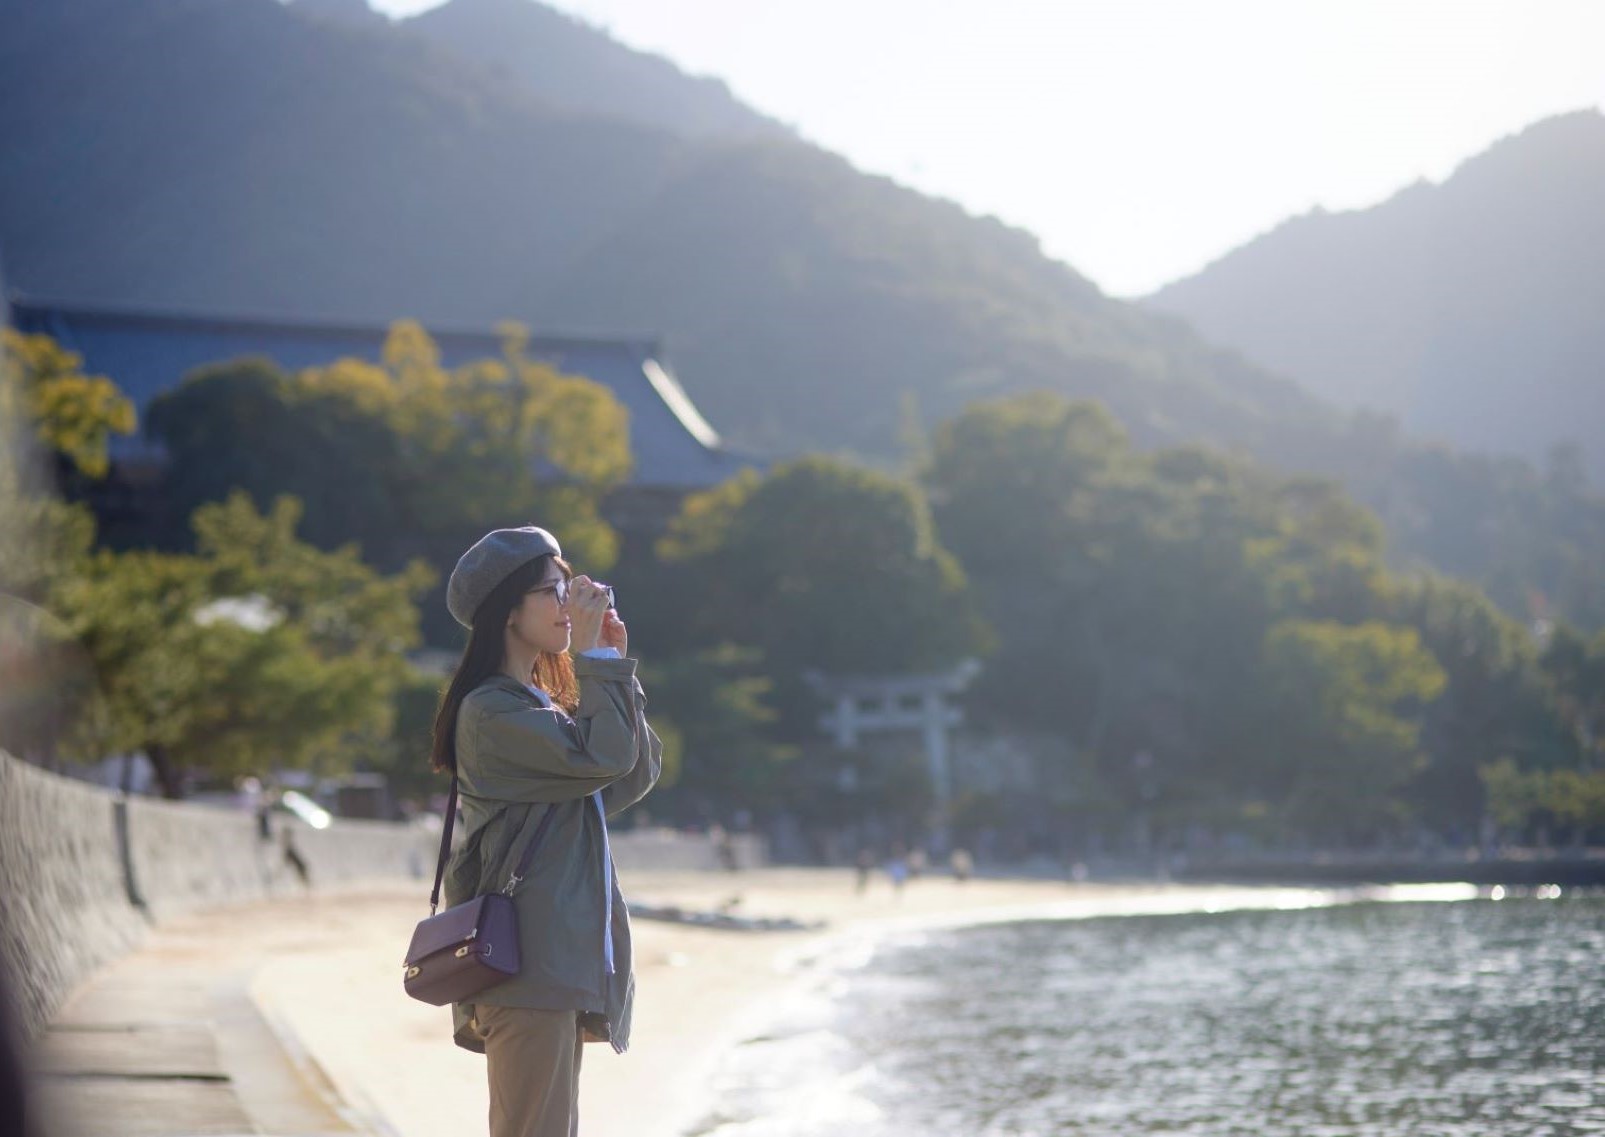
803, 659, 981, 805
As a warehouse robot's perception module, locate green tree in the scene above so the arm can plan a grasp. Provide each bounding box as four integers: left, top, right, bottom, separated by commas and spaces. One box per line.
924, 392, 1507, 847
1, 328, 132, 609
50, 493, 433, 797
1478, 757, 1549, 835
1541, 625, 1605, 768
926, 397, 1282, 822
659, 456, 988, 693
1478, 758, 1605, 844
924, 393, 1132, 579
639, 644, 789, 820
1390, 575, 1571, 834
352, 666, 453, 808
1, 330, 135, 762
145, 322, 628, 639
1260, 620, 1447, 842
1546, 768, 1605, 841
1, 328, 136, 480
923, 395, 1135, 741
1245, 477, 1390, 624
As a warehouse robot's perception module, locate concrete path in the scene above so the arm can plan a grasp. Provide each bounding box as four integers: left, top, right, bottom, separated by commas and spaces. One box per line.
31, 891, 382, 1137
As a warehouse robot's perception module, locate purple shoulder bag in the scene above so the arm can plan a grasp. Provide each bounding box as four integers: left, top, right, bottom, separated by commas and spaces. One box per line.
402, 778, 557, 1006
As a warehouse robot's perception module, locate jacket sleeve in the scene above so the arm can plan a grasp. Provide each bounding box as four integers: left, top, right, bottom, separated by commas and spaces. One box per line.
459, 656, 648, 804
601, 673, 663, 819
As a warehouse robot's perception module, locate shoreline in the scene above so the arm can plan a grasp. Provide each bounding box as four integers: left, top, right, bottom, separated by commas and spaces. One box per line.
33, 867, 1568, 1137
243, 869, 1503, 1137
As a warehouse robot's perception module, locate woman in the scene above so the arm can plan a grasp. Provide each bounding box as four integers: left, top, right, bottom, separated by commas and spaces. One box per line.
430, 525, 662, 1137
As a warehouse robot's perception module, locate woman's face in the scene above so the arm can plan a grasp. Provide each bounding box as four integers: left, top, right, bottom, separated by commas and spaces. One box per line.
506, 560, 572, 658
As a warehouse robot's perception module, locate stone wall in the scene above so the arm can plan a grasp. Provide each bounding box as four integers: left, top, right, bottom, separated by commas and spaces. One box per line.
121, 798, 434, 923
0, 754, 148, 1039
0, 751, 763, 1038
0, 752, 434, 1038
610, 828, 766, 873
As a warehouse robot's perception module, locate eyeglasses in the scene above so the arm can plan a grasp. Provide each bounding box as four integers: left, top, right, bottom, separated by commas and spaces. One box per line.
529, 579, 571, 606
528, 580, 615, 608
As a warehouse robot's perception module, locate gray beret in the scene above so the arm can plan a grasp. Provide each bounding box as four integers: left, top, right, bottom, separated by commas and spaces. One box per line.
446, 526, 562, 628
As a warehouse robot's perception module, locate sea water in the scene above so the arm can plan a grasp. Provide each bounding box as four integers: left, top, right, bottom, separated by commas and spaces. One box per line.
689, 891, 1605, 1136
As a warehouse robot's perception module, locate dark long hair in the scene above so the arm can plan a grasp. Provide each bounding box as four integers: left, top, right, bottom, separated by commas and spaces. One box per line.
429, 554, 577, 773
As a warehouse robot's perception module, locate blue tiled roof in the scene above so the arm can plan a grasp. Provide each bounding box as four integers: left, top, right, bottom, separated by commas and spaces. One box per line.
8, 296, 756, 490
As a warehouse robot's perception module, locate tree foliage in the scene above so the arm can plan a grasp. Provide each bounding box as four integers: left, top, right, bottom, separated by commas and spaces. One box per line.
0, 328, 132, 605
1540, 624, 1605, 766
1480, 758, 1605, 841
7, 311, 1600, 848
145, 322, 629, 638
637, 644, 789, 817
1, 329, 136, 480
1260, 620, 1446, 839
919, 392, 1587, 845
659, 455, 988, 680
45, 493, 433, 796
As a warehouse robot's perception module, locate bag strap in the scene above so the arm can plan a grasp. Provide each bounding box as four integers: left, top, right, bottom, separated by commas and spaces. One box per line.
428, 775, 459, 916
500, 799, 560, 896
427, 774, 563, 914
428, 673, 639, 913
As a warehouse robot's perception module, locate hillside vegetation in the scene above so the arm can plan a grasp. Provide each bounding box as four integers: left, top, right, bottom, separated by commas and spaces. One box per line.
0, 0, 1600, 627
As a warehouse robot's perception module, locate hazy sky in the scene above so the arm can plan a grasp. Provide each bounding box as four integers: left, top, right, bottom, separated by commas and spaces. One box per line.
369, 0, 1605, 296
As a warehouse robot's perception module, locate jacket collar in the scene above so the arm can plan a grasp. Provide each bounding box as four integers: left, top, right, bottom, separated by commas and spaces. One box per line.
477, 672, 552, 706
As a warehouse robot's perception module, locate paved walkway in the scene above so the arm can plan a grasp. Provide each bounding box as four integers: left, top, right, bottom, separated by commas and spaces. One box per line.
32, 892, 381, 1137
26, 879, 826, 1137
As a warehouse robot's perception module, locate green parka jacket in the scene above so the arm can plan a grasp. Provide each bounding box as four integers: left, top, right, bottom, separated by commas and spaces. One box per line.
442, 653, 662, 1054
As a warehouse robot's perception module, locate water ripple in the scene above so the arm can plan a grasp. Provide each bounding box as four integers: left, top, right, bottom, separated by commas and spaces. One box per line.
700, 897, 1605, 1137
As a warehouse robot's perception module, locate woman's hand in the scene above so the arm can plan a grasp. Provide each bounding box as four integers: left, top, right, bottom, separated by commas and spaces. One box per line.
566, 576, 612, 654
600, 609, 628, 658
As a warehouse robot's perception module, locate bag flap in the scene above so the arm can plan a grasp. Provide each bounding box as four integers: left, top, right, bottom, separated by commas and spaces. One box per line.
406, 895, 494, 964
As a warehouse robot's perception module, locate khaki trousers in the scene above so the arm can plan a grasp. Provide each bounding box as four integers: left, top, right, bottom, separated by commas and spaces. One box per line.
477, 1005, 584, 1137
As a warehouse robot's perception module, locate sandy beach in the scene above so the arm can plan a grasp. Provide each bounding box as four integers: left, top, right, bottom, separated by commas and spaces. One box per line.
239, 867, 1339, 1137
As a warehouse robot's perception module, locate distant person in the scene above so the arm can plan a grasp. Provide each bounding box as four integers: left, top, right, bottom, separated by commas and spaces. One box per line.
886, 853, 910, 895
281, 827, 310, 887
431, 526, 662, 1137
718, 832, 740, 872
950, 847, 973, 883
855, 847, 875, 894
908, 847, 928, 879
711, 824, 740, 872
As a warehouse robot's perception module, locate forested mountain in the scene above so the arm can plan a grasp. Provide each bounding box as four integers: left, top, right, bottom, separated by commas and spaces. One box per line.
0, 0, 1601, 628
1149, 110, 1605, 482
400, 0, 783, 141
290, 0, 388, 30
531, 138, 1342, 462
0, 0, 1335, 458
0, 0, 684, 324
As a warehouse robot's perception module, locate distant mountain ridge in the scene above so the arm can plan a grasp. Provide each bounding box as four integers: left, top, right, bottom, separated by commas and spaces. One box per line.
400, 0, 785, 141
1148, 110, 1605, 481
0, 0, 684, 325
2, 0, 1602, 628
291, 0, 388, 29
0, 0, 1336, 464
